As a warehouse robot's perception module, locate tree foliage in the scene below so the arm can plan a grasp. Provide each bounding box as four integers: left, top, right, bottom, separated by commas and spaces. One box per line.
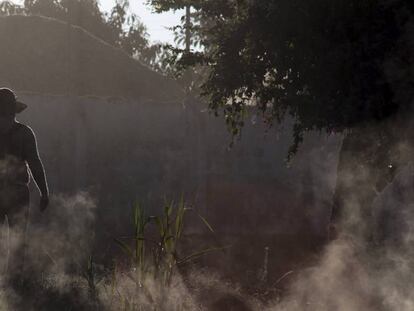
0, 0, 24, 15
149, 0, 414, 155
146, 1, 213, 92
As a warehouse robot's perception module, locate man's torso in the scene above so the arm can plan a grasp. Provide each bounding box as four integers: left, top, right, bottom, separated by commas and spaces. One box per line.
0, 122, 30, 187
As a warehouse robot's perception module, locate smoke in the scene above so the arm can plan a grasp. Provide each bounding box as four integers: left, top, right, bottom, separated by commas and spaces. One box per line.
265, 7, 414, 309
0, 144, 412, 311
98, 270, 201, 310
0, 192, 97, 310
27, 192, 96, 272
2, 149, 414, 311
0, 191, 228, 311
261, 161, 414, 311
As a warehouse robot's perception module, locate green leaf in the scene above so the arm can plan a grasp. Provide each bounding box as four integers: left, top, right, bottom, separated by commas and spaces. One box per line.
196, 213, 214, 233
154, 216, 164, 236
177, 245, 232, 265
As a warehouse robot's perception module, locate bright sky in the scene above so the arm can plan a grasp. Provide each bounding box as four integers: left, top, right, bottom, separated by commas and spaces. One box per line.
99, 0, 182, 44
11, 0, 182, 45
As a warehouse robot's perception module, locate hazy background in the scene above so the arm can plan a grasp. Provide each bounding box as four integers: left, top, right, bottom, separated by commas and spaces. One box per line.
12, 0, 181, 44
0, 1, 413, 310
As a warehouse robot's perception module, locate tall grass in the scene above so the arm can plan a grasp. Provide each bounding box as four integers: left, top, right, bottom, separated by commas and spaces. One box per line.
0, 197, 223, 310
110, 198, 225, 310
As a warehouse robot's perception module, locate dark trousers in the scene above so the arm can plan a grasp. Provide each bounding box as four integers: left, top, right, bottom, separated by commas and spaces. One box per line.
0, 185, 30, 276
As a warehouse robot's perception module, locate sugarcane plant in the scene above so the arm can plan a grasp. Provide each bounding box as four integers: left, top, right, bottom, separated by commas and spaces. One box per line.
114, 197, 227, 298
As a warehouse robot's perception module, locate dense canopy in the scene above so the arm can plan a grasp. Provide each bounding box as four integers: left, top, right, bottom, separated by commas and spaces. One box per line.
150, 0, 414, 153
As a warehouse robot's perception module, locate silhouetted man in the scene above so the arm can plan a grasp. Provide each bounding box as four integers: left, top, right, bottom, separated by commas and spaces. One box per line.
0, 88, 49, 275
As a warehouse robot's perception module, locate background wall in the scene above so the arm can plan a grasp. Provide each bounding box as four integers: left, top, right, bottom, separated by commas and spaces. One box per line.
17, 93, 341, 239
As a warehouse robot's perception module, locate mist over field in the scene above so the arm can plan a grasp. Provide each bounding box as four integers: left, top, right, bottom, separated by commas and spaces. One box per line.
0, 0, 413, 310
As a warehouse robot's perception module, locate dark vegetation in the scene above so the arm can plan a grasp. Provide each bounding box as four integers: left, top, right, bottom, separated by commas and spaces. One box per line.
2, 0, 413, 151
149, 0, 414, 151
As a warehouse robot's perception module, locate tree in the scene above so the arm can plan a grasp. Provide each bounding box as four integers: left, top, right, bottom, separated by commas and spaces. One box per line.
149, 0, 413, 148
0, 0, 24, 15
149, 0, 414, 235
107, 0, 151, 60
147, 1, 213, 92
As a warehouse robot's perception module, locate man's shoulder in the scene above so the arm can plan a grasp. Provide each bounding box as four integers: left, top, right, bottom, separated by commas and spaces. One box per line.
13, 122, 35, 138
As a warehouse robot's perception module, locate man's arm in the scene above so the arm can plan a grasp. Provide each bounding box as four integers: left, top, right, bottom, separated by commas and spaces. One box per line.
23, 126, 49, 209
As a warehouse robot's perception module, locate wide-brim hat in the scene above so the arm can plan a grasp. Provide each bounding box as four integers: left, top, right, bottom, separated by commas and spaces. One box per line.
0, 88, 27, 115
15, 100, 28, 113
